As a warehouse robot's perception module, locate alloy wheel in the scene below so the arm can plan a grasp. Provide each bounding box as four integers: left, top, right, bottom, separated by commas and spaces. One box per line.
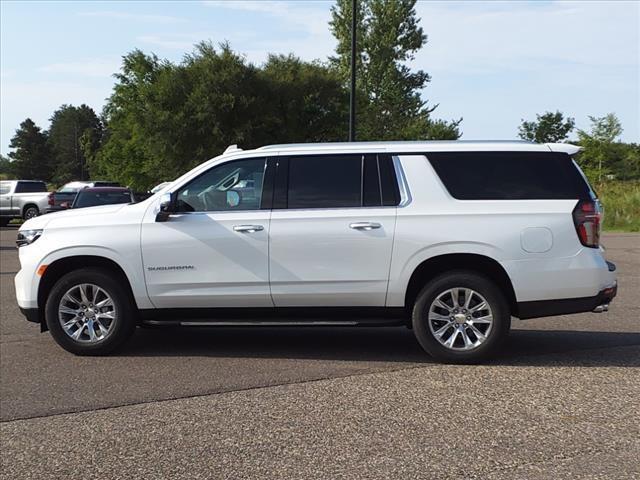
58, 284, 117, 343
427, 287, 494, 351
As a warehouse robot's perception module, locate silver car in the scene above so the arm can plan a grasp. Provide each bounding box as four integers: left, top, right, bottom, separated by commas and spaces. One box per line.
0, 180, 49, 226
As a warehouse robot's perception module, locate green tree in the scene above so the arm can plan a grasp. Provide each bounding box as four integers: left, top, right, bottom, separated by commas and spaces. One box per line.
329, 0, 461, 140
518, 111, 575, 143
8, 119, 52, 180
96, 43, 352, 190
260, 54, 348, 143
48, 104, 103, 184
0, 154, 16, 179
576, 113, 625, 182
96, 44, 266, 190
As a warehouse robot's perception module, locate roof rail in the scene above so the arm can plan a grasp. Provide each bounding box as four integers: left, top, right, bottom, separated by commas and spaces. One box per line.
224, 144, 242, 154
256, 140, 535, 150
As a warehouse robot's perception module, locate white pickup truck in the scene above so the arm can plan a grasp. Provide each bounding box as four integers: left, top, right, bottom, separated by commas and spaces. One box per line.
0, 180, 50, 226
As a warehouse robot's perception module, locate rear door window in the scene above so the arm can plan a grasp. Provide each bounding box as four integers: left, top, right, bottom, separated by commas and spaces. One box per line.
15, 181, 47, 193
287, 155, 363, 209
427, 152, 592, 200
282, 154, 400, 209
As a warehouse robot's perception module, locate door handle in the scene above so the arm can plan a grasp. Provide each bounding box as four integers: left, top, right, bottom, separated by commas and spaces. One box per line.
233, 224, 264, 233
349, 222, 381, 231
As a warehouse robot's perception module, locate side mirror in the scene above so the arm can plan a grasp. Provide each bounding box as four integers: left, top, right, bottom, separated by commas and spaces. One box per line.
155, 193, 174, 222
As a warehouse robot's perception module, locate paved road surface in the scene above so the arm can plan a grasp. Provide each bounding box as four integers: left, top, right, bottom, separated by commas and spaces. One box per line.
1, 226, 638, 479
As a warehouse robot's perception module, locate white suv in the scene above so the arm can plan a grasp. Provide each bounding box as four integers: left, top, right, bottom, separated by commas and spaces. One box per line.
14, 141, 618, 363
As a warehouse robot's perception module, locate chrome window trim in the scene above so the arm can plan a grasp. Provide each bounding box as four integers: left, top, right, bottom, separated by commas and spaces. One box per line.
392, 155, 412, 207
176, 205, 397, 216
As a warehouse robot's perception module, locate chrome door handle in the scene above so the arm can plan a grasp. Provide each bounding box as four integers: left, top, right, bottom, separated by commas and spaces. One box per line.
233, 224, 264, 233
349, 222, 381, 230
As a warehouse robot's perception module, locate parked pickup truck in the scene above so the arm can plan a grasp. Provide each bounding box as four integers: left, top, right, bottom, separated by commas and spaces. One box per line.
47, 181, 120, 213
0, 180, 50, 226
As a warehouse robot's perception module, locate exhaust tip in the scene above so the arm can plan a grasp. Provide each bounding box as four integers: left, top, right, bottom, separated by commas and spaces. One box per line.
593, 304, 609, 313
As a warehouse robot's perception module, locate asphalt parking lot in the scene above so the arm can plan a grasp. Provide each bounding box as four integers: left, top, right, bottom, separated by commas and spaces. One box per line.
0, 226, 638, 479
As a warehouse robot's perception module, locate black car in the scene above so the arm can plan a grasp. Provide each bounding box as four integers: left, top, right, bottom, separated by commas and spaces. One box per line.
70, 187, 135, 209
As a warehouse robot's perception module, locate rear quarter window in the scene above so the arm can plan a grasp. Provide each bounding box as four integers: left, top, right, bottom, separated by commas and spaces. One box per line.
427, 152, 592, 200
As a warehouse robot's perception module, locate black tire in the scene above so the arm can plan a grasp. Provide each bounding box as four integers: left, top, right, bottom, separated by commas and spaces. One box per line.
23, 205, 39, 220
412, 270, 510, 364
45, 268, 136, 355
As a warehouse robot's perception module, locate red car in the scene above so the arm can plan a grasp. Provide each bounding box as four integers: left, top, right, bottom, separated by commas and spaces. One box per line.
69, 187, 135, 209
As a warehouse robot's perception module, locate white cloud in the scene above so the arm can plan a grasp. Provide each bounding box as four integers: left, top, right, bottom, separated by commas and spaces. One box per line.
137, 35, 199, 50
78, 10, 186, 24
413, 1, 639, 75
39, 57, 121, 78
201, 0, 336, 63
203, 1, 332, 35
0, 68, 16, 79
410, 1, 639, 140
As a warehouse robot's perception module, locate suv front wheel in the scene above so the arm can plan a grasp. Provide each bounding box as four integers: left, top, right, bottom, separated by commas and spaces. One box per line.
412, 271, 510, 363
45, 268, 136, 355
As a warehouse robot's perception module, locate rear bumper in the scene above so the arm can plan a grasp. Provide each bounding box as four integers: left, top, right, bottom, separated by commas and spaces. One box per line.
517, 282, 617, 320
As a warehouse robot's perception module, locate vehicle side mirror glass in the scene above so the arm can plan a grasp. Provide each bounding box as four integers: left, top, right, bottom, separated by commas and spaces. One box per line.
156, 193, 174, 222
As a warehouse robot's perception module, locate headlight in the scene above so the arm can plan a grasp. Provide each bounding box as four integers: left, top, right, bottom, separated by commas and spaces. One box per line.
16, 229, 43, 247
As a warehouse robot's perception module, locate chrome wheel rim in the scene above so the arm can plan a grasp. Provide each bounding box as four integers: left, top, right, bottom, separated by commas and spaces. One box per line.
58, 284, 117, 343
428, 288, 493, 351
25, 208, 38, 219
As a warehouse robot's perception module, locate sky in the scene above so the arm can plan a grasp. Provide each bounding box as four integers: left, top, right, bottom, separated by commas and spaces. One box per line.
1, 0, 638, 155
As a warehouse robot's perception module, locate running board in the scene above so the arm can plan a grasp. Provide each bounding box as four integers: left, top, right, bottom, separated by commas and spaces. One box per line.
139, 307, 407, 327
180, 320, 359, 327
141, 319, 388, 327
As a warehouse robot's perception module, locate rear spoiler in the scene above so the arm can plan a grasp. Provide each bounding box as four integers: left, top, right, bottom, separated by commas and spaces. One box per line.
545, 143, 582, 156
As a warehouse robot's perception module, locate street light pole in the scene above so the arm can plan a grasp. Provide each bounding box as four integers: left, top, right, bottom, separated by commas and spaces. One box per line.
349, 0, 357, 142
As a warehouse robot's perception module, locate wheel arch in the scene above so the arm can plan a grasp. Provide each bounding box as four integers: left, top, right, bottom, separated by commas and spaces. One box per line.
37, 255, 138, 330
22, 203, 39, 218
404, 253, 518, 315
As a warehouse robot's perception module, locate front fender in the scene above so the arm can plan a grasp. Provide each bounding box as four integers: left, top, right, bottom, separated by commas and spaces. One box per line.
32, 245, 152, 310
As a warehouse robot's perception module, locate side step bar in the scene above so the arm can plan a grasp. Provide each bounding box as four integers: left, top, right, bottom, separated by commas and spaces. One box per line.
142, 319, 395, 327
139, 307, 408, 327
180, 320, 358, 327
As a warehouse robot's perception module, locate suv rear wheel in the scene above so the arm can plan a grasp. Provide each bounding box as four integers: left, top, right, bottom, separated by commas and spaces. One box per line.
412, 271, 510, 363
23, 205, 39, 220
45, 268, 136, 355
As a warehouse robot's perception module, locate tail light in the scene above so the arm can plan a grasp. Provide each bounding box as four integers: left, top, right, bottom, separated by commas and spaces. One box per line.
573, 200, 601, 248
48, 193, 54, 206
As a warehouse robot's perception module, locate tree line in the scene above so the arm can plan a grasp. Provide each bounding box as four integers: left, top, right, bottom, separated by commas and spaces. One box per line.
517, 111, 639, 183
1, 0, 637, 190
